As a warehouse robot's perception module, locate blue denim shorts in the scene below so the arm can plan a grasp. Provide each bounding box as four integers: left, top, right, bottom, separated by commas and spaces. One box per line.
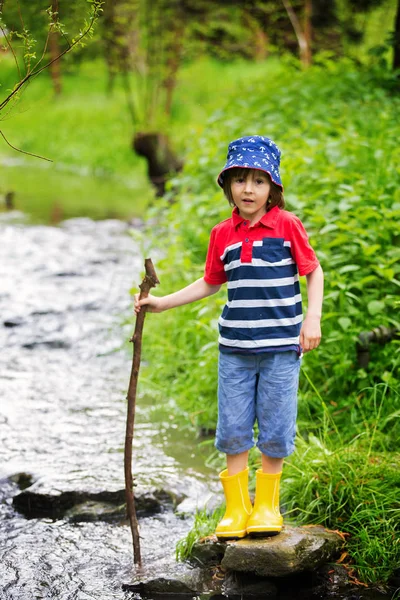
215, 351, 301, 458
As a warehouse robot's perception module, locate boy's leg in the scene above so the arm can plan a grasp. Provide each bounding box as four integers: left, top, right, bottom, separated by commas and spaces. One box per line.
215, 352, 257, 456
246, 351, 301, 536
215, 352, 257, 540
256, 350, 301, 459
227, 450, 249, 475
261, 454, 284, 474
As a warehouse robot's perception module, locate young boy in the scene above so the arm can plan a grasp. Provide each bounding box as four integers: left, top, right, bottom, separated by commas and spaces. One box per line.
135, 135, 324, 539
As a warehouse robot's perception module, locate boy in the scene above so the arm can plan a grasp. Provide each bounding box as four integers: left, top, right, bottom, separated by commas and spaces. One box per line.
135, 135, 323, 539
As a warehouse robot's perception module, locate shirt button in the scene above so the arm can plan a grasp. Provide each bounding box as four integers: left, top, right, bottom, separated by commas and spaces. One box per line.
243, 221, 247, 226
245, 238, 249, 243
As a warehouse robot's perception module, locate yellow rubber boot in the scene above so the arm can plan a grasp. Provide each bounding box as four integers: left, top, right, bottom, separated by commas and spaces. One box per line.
215, 467, 252, 540
246, 469, 283, 536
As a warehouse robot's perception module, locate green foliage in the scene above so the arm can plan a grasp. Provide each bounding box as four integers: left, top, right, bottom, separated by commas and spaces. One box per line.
0, 0, 103, 123
0, 0, 102, 61
282, 434, 400, 584
138, 57, 400, 583
175, 506, 225, 562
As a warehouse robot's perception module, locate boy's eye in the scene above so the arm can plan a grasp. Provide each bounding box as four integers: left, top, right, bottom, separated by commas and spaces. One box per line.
235, 177, 245, 183
256, 179, 266, 184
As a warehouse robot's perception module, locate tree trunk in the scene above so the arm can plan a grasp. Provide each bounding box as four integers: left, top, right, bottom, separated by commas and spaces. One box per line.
243, 12, 268, 61
133, 132, 183, 197
393, 0, 400, 70
282, 0, 312, 67
254, 26, 268, 61
163, 21, 185, 117
303, 0, 313, 66
49, 0, 62, 95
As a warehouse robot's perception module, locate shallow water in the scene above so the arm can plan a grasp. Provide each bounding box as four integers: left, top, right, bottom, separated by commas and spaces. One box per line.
0, 159, 151, 223
0, 213, 217, 599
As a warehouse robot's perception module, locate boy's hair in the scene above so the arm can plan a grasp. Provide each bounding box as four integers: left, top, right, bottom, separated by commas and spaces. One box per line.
222, 168, 285, 210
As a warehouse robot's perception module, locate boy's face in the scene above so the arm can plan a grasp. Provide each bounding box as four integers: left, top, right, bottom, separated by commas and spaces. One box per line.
230, 169, 271, 225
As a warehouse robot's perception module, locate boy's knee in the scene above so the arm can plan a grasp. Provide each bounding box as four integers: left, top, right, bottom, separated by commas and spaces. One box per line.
257, 439, 295, 458
215, 434, 253, 455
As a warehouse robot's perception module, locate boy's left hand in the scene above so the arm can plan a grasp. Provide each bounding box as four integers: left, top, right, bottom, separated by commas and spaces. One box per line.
299, 316, 321, 353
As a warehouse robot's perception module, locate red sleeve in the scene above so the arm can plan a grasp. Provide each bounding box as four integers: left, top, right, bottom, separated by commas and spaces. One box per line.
204, 226, 228, 285
289, 216, 320, 276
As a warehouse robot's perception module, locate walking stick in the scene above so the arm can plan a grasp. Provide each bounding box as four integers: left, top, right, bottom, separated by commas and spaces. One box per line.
125, 258, 159, 565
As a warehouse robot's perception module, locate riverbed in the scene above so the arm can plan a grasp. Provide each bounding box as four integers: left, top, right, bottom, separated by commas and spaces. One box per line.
0, 212, 218, 599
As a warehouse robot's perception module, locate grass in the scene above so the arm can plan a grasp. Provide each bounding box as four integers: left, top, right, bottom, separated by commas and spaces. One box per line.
176, 506, 225, 562
281, 434, 400, 584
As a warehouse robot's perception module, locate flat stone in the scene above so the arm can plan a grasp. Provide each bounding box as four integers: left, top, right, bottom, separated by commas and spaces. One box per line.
12, 483, 179, 521
221, 525, 344, 577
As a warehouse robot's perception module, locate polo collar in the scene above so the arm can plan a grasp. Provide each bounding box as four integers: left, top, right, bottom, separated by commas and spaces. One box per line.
231, 205, 281, 230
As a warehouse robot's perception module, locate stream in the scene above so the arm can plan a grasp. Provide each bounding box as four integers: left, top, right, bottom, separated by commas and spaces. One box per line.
0, 211, 218, 599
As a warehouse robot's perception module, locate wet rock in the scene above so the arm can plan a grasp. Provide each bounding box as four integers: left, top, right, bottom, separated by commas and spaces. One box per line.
220, 525, 344, 577
222, 571, 278, 598
123, 566, 220, 598
388, 566, 400, 589
3, 317, 25, 328
312, 564, 392, 600
124, 577, 199, 597
189, 536, 226, 566
124, 563, 388, 600
12, 485, 180, 521
22, 340, 71, 349
9, 472, 34, 490
65, 500, 125, 523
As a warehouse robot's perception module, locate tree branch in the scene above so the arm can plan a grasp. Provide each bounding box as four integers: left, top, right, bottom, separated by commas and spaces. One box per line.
125, 258, 160, 565
0, 129, 53, 161
0, 2, 102, 114
0, 24, 21, 80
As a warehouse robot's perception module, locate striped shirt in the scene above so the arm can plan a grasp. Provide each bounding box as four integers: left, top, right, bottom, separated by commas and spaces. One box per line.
204, 206, 320, 354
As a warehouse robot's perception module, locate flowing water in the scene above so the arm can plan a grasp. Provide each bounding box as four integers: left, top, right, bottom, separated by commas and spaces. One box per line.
0, 211, 218, 599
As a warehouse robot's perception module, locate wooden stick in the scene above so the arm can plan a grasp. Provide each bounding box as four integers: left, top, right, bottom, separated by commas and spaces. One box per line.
124, 258, 160, 565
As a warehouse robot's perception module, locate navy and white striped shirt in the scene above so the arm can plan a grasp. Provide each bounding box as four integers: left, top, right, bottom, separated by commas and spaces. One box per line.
204, 206, 319, 354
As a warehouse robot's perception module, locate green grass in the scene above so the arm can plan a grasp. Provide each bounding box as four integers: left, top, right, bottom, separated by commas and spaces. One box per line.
281, 434, 400, 584
176, 506, 225, 562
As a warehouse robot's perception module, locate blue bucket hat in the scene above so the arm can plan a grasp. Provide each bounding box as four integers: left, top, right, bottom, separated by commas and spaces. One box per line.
217, 135, 283, 189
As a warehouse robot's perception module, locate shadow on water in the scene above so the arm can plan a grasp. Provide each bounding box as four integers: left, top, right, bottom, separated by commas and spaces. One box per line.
0, 158, 153, 223
0, 212, 219, 599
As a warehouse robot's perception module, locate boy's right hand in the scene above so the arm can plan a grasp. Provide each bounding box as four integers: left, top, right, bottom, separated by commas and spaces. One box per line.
133, 293, 164, 314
